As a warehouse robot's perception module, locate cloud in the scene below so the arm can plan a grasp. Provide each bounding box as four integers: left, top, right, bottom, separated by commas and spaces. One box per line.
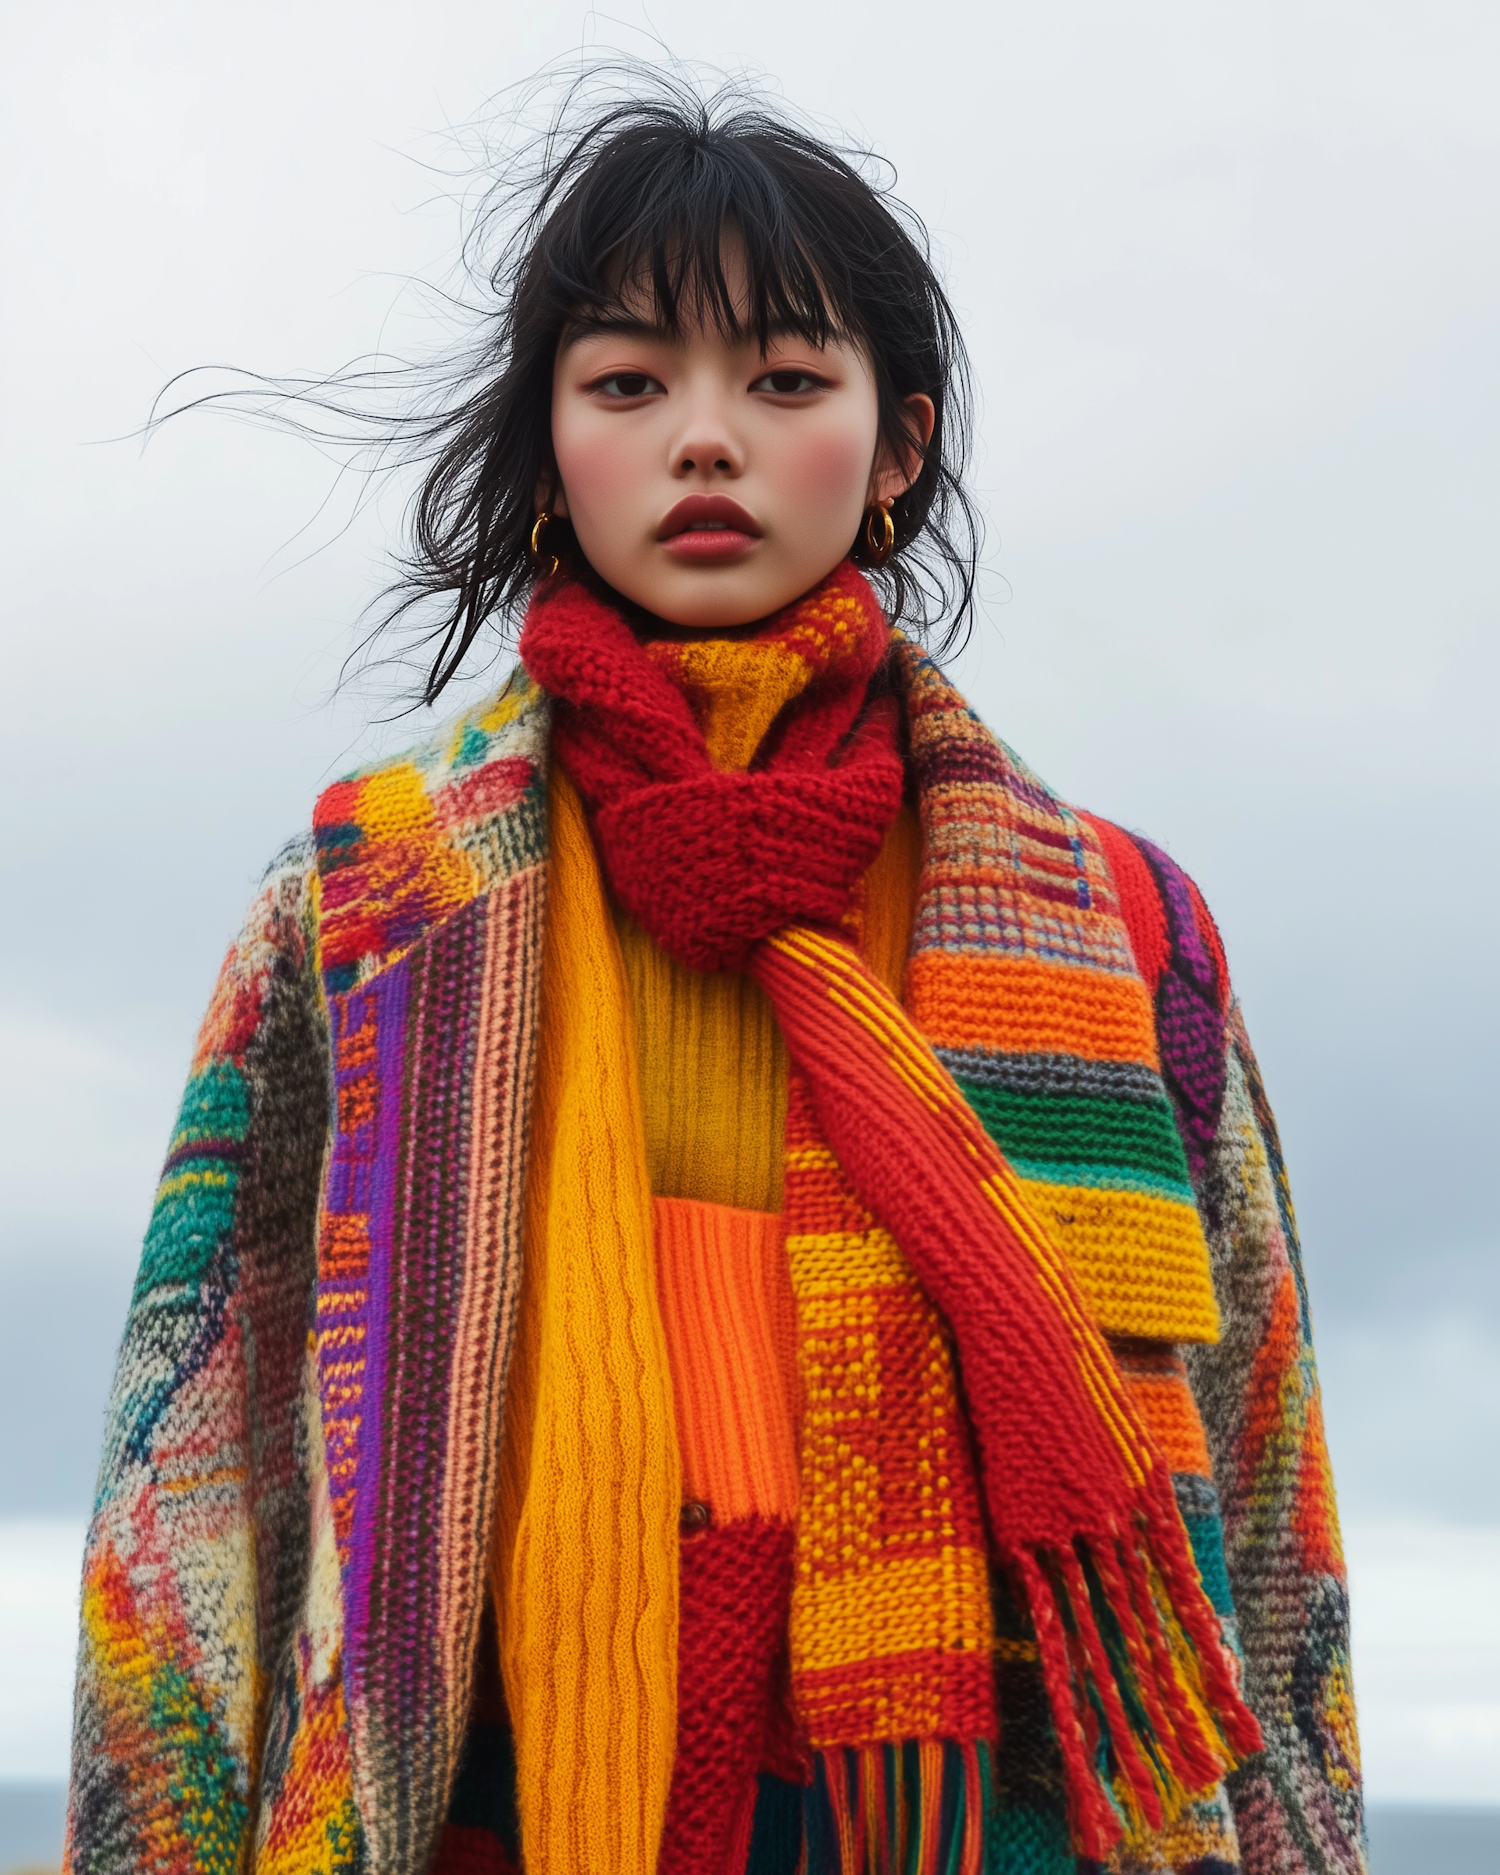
0, 1008, 173, 1257
1321, 1317, 1500, 1529
1348, 1523, 1500, 1806
0, 1520, 85, 1783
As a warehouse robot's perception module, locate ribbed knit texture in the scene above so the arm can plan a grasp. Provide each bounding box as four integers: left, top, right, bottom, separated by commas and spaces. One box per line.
651, 1193, 803, 1874
489, 768, 680, 1875
653, 1197, 800, 1522
619, 926, 789, 1210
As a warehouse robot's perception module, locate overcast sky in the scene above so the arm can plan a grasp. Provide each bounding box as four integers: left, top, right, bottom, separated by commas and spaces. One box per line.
1, 0, 1497, 1808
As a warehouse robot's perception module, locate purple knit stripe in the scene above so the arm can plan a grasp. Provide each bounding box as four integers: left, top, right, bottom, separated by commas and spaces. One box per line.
1155, 975, 1225, 1177
341, 956, 410, 1700
1127, 836, 1226, 1183
161, 1137, 248, 1174
1131, 834, 1218, 1001
361, 897, 489, 1836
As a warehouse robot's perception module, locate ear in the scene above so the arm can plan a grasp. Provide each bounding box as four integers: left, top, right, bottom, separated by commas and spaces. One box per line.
536, 471, 569, 521
871, 393, 936, 506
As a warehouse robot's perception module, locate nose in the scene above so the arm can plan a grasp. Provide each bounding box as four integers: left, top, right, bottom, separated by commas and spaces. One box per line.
668, 382, 745, 480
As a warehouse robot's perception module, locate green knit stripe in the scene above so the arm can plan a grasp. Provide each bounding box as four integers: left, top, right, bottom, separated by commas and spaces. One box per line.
957, 1078, 1193, 1192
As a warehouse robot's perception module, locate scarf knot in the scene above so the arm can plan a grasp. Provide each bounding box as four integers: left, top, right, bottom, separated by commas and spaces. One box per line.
520, 561, 903, 972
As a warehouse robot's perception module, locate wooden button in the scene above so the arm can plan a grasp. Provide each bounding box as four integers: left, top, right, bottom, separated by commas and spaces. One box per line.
679, 1499, 712, 1535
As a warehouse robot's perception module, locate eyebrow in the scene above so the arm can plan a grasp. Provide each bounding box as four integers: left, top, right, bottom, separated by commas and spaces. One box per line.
558, 313, 828, 352
559, 315, 667, 347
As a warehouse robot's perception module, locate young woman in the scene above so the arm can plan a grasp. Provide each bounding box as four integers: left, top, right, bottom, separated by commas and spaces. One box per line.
66, 82, 1366, 1875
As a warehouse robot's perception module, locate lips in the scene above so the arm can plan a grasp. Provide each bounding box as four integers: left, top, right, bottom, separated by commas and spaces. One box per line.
657, 494, 762, 563
657, 494, 762, 539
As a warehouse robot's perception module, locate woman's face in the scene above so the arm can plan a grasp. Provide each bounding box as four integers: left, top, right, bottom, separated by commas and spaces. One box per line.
549, 278, 934, 628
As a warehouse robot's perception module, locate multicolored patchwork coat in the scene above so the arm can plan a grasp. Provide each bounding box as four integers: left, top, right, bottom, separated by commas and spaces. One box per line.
66, 646, 1365, 1875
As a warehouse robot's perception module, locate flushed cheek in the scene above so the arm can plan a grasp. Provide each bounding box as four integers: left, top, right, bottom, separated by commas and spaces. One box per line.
555, 422, 657, 523
770, 426, 876, 525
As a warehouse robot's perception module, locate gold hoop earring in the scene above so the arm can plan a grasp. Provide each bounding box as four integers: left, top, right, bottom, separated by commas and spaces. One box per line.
864, 500, 895, 567
530, 511, 560, 579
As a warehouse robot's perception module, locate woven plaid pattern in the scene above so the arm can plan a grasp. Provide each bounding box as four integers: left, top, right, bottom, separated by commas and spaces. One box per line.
782, 1075, 997, 1749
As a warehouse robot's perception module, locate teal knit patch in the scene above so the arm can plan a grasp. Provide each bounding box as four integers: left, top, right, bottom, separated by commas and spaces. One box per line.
984, 1799, 1075, 1873
172, 1061, 251, 1149
138, 1167, 240, 1295
455, 720, 491, 770
1005, 1158, 1197, 1205
1183, 1509, 1236, 1618
135, 1064, 250, 1296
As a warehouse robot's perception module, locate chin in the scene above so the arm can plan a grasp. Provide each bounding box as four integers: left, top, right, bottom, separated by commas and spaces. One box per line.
657, 599, 775, 630
627, 564, 826, 631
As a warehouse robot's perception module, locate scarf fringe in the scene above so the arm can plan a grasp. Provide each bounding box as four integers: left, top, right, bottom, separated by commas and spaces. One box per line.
1012, 1515, 1263, 1862
806, 1742, 987, 1875
799, 1519, 1258, 1872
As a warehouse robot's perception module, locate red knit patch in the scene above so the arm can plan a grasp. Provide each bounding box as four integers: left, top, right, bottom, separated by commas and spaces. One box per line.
428, 1825, 519, 1875
431, 757, 534, 830
1078, 812, 1170, 992
657, 1516, 796, 1875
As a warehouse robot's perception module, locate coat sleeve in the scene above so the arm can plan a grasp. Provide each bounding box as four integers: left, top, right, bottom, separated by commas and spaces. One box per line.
1085, 812, 1367, 1875
1187, 1002, 1367, 1875
65, 839, 331, 1875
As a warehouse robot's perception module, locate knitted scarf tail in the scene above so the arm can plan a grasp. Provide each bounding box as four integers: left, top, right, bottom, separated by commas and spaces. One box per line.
753, 929, 1263, 1860
520, 563, 1262, 1864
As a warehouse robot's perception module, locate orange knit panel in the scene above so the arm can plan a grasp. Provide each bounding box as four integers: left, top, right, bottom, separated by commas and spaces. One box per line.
905, 951, 1163, 1066
860, 802, 922, 994
653, 1197, 801, 1522
1109, 1337, 1214, 1478
1125, 1376, 1213, 1477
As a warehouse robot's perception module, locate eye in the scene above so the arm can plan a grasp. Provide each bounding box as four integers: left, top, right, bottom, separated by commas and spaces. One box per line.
594, 371, 664, 399
752, 369, 825, 396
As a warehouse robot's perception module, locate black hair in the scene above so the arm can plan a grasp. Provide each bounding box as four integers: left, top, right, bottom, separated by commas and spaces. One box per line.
156, 65, 982, 703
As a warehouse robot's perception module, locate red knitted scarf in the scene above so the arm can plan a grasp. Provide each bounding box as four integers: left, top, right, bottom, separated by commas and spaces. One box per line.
520, 562, 1260, 1863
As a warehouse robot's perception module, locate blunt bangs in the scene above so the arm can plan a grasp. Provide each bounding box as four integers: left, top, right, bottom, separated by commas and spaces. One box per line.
539, 126, 856, 354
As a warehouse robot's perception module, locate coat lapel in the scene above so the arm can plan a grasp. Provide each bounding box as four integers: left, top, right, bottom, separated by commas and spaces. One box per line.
310, 670, 551, 1872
